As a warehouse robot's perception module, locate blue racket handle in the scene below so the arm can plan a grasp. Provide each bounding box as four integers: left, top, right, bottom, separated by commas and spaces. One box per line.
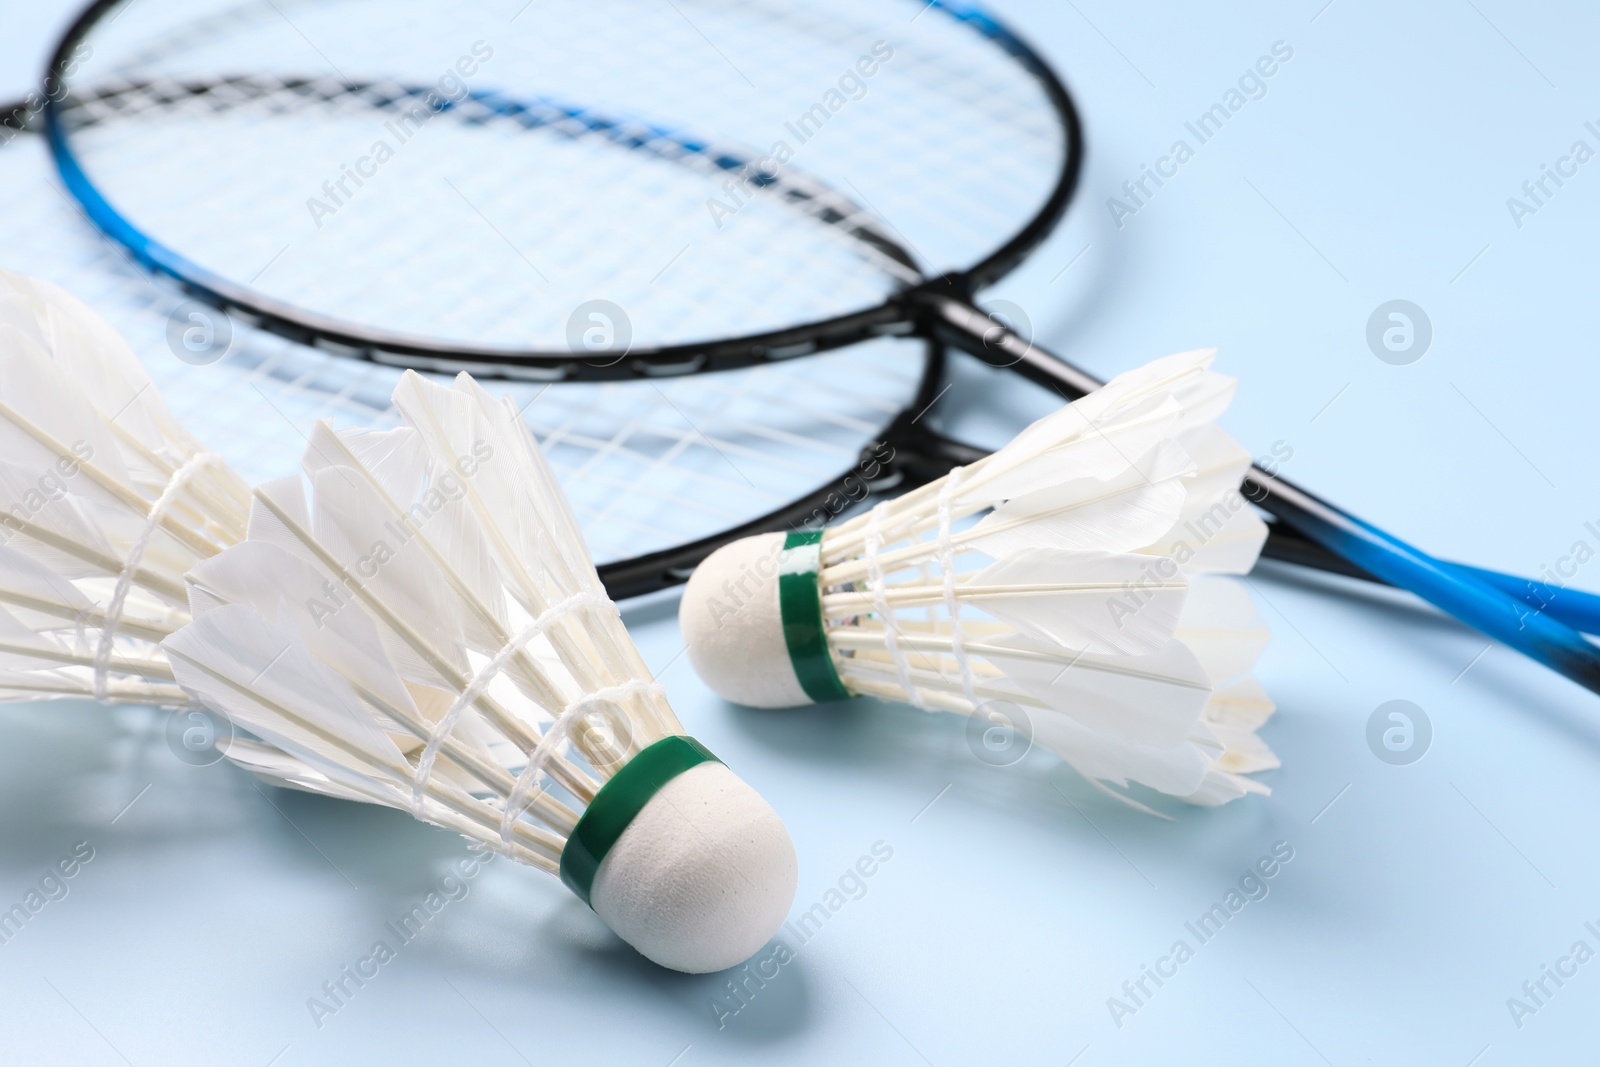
1265, 525, 1600, 635
1251, 478, 1600, 694
1452, 563, 1600, 637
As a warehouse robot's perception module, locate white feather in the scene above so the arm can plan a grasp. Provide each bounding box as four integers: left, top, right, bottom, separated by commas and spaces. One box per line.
985, 634, 1213, 749
166, 601, 411, 774
1173, 577, 1273, 683
186, 539, 417, 716
958, 394, 1185, 505
218, 735, 381, 803
967, 440, 1194, 559
963, 549, 1187, 656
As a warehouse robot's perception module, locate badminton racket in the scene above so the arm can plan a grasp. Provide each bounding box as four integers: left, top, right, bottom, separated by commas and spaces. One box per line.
19, 0, 1600, 692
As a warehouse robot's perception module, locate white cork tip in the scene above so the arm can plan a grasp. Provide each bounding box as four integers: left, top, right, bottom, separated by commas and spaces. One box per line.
590, 760, 798, 973
679, 533, 812, 708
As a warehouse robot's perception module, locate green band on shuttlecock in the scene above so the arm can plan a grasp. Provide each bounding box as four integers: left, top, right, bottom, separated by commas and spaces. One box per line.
777, 530, 851, 704
560, 735, 721, 907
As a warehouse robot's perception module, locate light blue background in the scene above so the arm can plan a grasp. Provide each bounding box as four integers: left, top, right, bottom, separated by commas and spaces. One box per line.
2, 1, 1599, 1064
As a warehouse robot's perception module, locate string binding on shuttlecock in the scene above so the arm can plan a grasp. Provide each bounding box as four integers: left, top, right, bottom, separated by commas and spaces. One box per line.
682, 348, 1278, 809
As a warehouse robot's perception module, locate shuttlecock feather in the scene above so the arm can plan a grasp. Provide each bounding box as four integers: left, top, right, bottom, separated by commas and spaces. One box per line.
680, 349, 1278, 807
0, 269, 250, 707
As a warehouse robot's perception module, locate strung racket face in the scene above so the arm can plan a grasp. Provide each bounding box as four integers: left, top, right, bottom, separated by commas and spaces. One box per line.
49, 0, 1075, 372
0, 129, 931, 592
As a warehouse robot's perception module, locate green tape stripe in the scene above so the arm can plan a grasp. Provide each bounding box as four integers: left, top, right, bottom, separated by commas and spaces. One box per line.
778, 530, 851, 704
559, 735, 721, 907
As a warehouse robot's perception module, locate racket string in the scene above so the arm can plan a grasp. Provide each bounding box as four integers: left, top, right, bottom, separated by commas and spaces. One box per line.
5, 131, 929, 568
21, 0, 1081, 589
61, 0, 1067, 351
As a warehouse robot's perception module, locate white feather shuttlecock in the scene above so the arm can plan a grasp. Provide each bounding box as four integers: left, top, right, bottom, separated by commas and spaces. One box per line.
0, 269, 249, 707
680, 349, 1278, 808
0, 267, 530, 788
161, 370, 798, 973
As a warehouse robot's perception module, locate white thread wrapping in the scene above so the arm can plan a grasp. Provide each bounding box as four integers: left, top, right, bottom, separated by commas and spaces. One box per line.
498, 678, 665, 852
863, 501, 923, 708
408, 591, 610, 817
935, 470, 979, 707
92, 453, 219, 700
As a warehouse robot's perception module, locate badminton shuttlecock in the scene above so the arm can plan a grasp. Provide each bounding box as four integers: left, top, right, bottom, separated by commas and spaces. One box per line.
162, 370, 797, 973
0, 269, 249, 706
680, 349, 1278, 808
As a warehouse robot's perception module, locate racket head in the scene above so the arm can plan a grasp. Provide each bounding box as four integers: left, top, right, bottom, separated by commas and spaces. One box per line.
44, 0, 1082, 378
0, 123, 944, 598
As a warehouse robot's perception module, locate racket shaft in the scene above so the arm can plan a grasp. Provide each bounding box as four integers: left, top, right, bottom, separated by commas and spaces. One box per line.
1452, 564, 1600, 636
1249, 476, 1600, 695
1258, 523, 1600, 634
